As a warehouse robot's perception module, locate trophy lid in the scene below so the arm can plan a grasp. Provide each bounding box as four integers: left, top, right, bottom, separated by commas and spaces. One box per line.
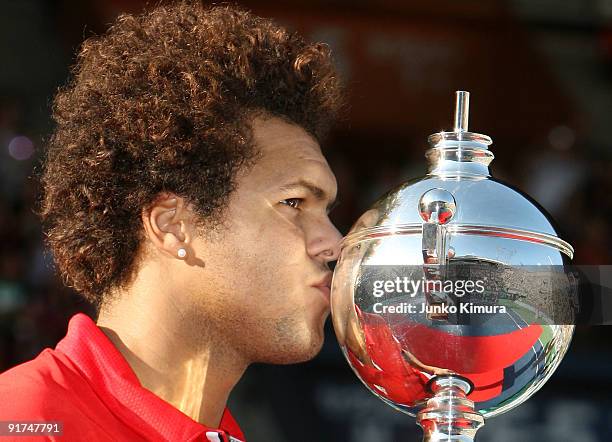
344, 91, 573, 259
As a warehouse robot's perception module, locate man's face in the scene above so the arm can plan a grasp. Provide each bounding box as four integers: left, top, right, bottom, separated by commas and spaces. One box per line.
188, 116, 341, 364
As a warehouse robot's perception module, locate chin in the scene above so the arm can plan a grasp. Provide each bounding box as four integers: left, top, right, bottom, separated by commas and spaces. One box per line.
277, 338, 324, 365
295, 333, 325, 362
262, 325, 326, 365
248, 311, 328, 364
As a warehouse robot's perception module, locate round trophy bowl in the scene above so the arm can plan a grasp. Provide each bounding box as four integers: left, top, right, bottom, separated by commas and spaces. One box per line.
331, 92, 575, 441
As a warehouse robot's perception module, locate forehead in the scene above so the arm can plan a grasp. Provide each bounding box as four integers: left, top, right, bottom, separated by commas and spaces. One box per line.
245, 116, 337, 192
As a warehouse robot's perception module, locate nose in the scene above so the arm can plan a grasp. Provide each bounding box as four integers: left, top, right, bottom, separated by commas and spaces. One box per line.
307, 218, 343, 264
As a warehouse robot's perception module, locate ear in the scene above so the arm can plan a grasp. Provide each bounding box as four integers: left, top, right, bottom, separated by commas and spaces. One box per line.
141, 193, 193, 259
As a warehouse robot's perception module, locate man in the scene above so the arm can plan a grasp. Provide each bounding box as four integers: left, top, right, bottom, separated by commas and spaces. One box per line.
0, 2, 343, 441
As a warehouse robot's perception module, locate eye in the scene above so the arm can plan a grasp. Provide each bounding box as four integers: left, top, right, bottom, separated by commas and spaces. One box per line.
280, 198, 303, 209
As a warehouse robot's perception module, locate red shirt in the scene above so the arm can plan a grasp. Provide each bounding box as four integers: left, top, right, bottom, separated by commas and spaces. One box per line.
0, 313, 245, 442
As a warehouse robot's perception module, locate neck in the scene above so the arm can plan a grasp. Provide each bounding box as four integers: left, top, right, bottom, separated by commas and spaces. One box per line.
96, 277, 247, 428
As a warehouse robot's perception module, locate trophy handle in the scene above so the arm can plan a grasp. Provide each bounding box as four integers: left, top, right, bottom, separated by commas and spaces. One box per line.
420, 188, 456, 320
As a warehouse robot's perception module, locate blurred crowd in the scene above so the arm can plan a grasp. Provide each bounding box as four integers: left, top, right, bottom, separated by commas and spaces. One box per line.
0, 110, 94, 368
1, 1, 612, 440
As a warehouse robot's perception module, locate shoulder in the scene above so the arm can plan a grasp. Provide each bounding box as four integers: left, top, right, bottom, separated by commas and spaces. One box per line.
0, 348, 86, 419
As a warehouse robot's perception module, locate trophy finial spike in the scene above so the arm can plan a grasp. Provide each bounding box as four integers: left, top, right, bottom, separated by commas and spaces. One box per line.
454, 90, 470, 132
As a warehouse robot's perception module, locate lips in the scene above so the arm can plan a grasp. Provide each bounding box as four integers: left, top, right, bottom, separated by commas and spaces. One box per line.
312, 273, 333, 302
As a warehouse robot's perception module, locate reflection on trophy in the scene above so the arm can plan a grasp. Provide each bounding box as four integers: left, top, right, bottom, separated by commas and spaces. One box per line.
331, 91, 575, 441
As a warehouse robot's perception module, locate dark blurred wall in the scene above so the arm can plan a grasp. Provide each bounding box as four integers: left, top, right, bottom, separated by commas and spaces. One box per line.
1, 1, 611, 440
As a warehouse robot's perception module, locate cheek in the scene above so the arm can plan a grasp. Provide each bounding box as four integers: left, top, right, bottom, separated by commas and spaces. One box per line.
204, 206, 311, 306
238, 228, 310, 310
246, 213, 307, 267
218, 223, 302, 278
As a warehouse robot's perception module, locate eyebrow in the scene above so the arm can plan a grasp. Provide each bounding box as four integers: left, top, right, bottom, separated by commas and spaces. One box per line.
279, 179, 339, 212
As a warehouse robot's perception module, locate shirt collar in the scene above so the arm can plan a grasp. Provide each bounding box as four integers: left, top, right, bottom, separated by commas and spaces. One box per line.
56, 313, 245, 442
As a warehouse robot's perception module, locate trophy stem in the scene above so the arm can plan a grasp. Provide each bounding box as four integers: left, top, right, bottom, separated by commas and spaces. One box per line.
417, 376, 484, 442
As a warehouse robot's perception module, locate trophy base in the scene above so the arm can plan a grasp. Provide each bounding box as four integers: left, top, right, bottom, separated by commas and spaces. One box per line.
417, 376, 484, 442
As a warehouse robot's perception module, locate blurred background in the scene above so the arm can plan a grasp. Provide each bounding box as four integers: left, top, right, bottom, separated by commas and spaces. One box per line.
1, 0, 611, 440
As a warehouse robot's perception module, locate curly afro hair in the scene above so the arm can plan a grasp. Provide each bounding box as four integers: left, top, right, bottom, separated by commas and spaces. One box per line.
37, 1, 343, 309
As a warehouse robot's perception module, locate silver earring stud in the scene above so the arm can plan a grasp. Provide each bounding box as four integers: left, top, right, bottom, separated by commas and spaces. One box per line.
177, 248, 187, 258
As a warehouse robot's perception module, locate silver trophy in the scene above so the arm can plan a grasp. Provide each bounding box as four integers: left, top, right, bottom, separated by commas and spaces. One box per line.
331, 91, 575, 441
